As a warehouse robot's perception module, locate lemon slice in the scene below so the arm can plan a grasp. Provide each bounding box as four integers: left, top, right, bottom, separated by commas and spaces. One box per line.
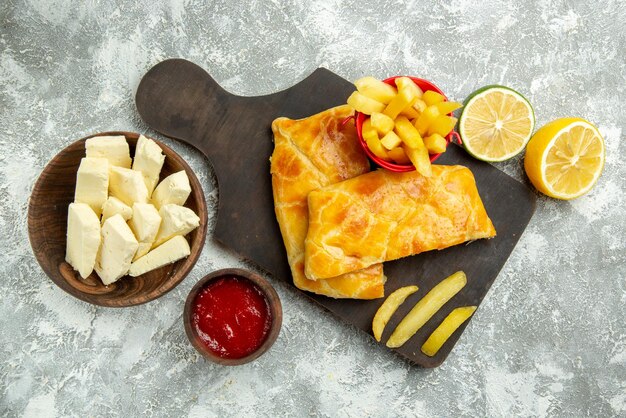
524, 118, 605, 200
459, 85, 535, 162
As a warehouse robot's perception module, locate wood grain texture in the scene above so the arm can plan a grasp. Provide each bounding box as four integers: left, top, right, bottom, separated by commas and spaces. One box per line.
183, 268, 283, 365
28, 132, 208, 307
136, 59, 536, 367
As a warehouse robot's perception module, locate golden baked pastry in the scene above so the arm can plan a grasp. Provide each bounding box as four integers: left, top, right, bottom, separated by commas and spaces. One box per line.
271, 105, 386, 299
304, 165, 496, 280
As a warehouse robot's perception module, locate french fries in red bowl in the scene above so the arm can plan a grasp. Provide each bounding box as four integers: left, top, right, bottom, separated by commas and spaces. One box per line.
349, 76, 461, 175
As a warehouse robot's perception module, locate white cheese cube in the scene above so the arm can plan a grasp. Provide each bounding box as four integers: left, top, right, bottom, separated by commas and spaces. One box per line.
95, 214, 139, 285
153, 204, 200, 248
101, 196, 132, 224
128, 203, 161, 260
74, 157, 109, 217
129, 235, 190, 277
151, 170, 191, 209
132, 135, 165, 196
65, 203, 101, 279
85, 135, 132, 168
109, 166, 149, 207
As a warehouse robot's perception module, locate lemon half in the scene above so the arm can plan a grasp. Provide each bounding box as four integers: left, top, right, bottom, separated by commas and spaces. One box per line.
459, 85, 535, 162
524, 118, 605, 200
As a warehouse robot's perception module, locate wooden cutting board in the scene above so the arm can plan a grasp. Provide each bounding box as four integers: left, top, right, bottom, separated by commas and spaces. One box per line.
136, 59, 536, 367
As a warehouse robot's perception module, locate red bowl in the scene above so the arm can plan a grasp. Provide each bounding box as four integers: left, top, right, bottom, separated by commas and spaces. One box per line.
355, 76, 456, 172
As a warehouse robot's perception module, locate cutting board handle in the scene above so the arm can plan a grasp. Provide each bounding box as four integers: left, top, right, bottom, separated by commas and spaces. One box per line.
135, 59, 357, 278
135, 58, 231, 153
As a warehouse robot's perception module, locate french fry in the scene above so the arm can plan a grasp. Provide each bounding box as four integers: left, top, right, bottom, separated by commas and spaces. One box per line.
414, 105, 440, 136
423, 90, 446, 106
434, 101, 462, 115
394, 116, 424, 149
362, 119, 378, 138
403, 144, 432, 177
421, 306, 477, 356
427, 115, 458, 137
372, 286, 419, 341
355, 76, 398, 104
347, 91, 386, 115
380, 131, 402, 150
366, 137, 391, 161
400, 105, 420, 119
424, 133, 448, 154
383, 89, 417, 120
413, 99, 427, 113
395, 77, 424, 99
386, 271, 467, 348
387, 147, 411, 164
371, 112, 395, 135
363, 127, 391, 161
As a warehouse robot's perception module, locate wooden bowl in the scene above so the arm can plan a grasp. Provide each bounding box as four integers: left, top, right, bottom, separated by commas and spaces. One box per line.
183, 268, 282, 365
28, 131, 208, 307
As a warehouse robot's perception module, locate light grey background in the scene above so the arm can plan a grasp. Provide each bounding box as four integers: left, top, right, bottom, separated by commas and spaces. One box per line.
1, 0, 625, 417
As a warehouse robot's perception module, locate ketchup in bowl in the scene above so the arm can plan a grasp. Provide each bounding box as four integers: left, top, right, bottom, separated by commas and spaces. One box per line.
184, 269, 282, 365
192, 276, 271, 359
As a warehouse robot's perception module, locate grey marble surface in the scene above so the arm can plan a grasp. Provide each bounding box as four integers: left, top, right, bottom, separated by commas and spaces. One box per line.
1, 0, 625, 417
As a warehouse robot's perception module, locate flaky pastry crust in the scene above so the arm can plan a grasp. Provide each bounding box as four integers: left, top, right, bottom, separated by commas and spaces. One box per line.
304, 166, 496, 280
271, 105, 386, 299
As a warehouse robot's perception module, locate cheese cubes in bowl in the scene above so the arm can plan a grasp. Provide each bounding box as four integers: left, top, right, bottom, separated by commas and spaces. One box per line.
66, 134, 200, 286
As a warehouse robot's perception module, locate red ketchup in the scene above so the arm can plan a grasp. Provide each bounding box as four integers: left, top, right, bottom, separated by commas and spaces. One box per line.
192, 276, 272, 359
